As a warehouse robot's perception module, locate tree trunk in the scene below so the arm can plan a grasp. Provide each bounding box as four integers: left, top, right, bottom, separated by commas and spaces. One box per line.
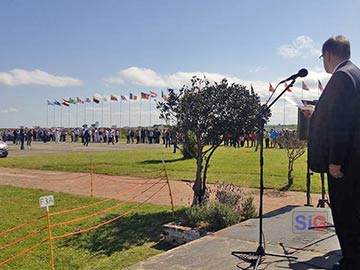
192, 142, 203, 205
202, 145, 219, 200
287, 159, 294, 188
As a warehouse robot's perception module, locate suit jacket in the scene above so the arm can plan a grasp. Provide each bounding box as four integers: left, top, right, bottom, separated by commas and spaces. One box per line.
308, 60, 360, 174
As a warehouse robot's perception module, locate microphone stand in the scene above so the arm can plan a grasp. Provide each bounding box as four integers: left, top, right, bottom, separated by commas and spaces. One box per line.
232, 79, 298, 269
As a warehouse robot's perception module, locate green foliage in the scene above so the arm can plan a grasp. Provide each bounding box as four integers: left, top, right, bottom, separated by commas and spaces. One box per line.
157, 76, 270, 203
180, 131, 197, 159
239, 197, 257, 220
181, 205, 208, 228
205, 202, 241, 231
180, 183, 257, 231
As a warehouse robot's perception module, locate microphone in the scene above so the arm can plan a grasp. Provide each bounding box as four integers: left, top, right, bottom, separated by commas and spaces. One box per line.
279, 68, 308, 84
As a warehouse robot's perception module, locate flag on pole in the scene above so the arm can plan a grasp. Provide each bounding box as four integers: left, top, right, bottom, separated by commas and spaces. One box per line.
161, 91, 167, 101
285, 82, 292, 92
47, 99, 54, 106
318, 79, 324, 92
54, 100, 61, 106
141, 92, 150, 100
110, 94, 118, 101
121, 95, 127, 101
85, 97, 91, 103
269, 83, 275, 92
150, 90, 158, 97
69, 98, 77, 104
129, 93, 138, 100
77, 97, 85, 104
93, 96, 100, 104
302, 81, 310, 91
62, 99, 70, 107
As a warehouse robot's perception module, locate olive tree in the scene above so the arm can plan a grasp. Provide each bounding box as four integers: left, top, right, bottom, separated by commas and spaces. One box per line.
157, 77, 269, 205
277, 132, 307, 190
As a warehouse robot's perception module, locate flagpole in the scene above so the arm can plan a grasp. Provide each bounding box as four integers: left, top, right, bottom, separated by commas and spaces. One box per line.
119, 94, 122, 128
92, 101, 94, 125
283, 98, 286, 125
140, 97, 142, 127
76, 103, 78, 127
60, 106, 62, 127
68, 106, 71, 128
46, 104, 49, 128
110, 99, 112, 127
101, 100, 104, 128
84, 101, 86, 126
149, 97, 151, 127
53, 106, 55, 127
119, 95, 121, 138
128, 97, 131, 127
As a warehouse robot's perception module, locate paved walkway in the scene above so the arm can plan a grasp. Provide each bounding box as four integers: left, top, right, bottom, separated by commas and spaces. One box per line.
0, 167, 325, 213
126, 206, 340, 270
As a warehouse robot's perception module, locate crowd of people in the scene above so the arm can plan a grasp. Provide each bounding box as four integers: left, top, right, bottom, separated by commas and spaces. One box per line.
0, 127, 180, 149
1, 126, 296, 152
222, 128, 296, 150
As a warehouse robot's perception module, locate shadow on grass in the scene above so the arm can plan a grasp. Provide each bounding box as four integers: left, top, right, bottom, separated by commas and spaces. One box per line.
62, 209, 185, 255
139, 157, 189, 165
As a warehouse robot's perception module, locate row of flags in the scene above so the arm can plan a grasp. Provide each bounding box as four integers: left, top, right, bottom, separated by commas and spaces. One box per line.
47, 91, 168, 106
268, 80, 324, 93
48, 79, 326, 107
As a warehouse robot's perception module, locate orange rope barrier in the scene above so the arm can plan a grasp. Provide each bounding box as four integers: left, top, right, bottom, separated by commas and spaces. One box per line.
0, 215, 46, 237
0, 175, 170, 267
0, 227, 47, 251
0, 238, 48, 267
95, 174, 164, 184
140, 178, 164, 194
52, 182, 168, 241
50, 178, 164, 228
50, 178, 154, 216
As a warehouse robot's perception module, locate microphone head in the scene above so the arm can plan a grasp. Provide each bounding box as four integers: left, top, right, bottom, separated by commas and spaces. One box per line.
299, 68, 308, 78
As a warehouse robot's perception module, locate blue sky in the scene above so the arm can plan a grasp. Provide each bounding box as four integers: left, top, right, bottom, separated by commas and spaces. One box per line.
1, 0, 359, 128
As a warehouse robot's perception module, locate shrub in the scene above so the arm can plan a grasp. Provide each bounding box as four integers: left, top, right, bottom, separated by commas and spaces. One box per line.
205, 202, 241, 231
180, 131, 197, 159
181, 205, 207, 228
179, 183, 257, 231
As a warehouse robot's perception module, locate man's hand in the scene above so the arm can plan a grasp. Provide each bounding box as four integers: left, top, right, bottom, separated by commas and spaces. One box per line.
329, 164, 344, 179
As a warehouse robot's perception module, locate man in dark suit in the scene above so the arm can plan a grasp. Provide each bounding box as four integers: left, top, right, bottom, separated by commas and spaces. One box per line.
308, 35, 360, 270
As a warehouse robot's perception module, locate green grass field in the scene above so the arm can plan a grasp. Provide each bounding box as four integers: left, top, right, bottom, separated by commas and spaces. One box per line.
0, 145, 322, 193
0, 186, 177, 270
0, 144, 324, 269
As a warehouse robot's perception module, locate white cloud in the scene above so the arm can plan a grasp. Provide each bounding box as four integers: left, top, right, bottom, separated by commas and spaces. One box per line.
104, 67, 167, 87
0, 69, 82, 87
277, 35, 321, 59
0, 107, 18, 114
104, 67, 252, 89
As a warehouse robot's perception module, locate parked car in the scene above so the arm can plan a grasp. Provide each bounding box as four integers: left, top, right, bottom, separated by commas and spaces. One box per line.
0, 140, 9, 158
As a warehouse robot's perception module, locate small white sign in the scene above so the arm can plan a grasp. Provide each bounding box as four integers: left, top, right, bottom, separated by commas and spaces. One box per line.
39, 195, 55, 208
